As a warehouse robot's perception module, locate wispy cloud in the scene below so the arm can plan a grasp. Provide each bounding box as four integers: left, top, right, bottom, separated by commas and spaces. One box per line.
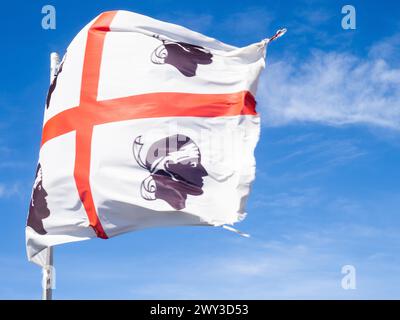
219, 7, 274, 41
158, 7, 274, 44
259, 133, 367, 184
0, 182, 22, 198
252, 187, 321, 210
0, 161, 27, 169
296, 8, 333, 26
259, 34, 400, 129
124, 224, 400, 299
369, 34, 400, 64
270, 137, 366, 167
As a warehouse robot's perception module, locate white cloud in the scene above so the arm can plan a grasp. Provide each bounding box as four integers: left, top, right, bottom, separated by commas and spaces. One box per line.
0, 161, 27, 169
269, 137, 366, 167
369, 34, 400, 63
125, 224, 400, 299
220, 7, 274, 40
159, 7, 274, 44
259, 35, 400, 129
298, 8, 332, 26
0, 182, 21, 198
252, 188, 321, 210
256, 134, 367, 183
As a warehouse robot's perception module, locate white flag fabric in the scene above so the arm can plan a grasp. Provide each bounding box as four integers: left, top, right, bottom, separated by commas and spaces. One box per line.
26, 10, 271, 266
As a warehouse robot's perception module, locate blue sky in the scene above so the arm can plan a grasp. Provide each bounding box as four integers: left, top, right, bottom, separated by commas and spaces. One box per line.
1, 0, 400, 299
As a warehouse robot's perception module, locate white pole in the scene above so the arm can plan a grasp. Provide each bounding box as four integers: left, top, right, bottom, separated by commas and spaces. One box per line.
42, 52, 59, 301
42, 247, 54, 300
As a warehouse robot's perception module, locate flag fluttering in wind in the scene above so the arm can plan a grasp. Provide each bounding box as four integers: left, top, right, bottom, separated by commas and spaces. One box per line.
26, 10, 278, 266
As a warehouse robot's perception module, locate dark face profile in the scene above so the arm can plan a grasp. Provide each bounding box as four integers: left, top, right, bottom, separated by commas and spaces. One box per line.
151, 40, 213, 77
133, 134, 208, 210
46, 60, 64, 109
27, 164, 50, 234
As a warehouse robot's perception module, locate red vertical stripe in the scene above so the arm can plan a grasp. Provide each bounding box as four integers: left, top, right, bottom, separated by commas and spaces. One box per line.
73, 11, 118, 238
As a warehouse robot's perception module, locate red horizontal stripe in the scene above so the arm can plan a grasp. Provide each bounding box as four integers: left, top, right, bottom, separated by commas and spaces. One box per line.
41, 90, 257, 147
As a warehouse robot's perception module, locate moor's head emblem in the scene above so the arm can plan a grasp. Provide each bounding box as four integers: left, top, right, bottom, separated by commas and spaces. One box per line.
27, 163, 50, 234
151, 39, 213, 77
133, 134, 208, 210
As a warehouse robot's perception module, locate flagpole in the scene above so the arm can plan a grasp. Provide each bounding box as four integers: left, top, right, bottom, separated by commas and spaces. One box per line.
42, 246, 54, 300
42, 52, 59, 301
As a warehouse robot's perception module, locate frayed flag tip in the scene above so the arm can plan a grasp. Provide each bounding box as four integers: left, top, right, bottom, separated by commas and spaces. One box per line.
222, 225, 251, 238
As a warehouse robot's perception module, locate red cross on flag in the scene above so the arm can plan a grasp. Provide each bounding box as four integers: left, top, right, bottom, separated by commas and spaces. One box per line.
26, 10, 275, 266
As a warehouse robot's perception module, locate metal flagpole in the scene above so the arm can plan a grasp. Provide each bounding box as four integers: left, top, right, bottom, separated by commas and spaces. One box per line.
42, 52, 59, 300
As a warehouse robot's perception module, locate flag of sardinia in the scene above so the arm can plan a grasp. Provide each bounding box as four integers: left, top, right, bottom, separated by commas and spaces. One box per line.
26, 10, 275, 266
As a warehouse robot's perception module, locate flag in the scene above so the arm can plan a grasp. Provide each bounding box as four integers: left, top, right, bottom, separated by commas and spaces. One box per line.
26, 10, 274, 266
